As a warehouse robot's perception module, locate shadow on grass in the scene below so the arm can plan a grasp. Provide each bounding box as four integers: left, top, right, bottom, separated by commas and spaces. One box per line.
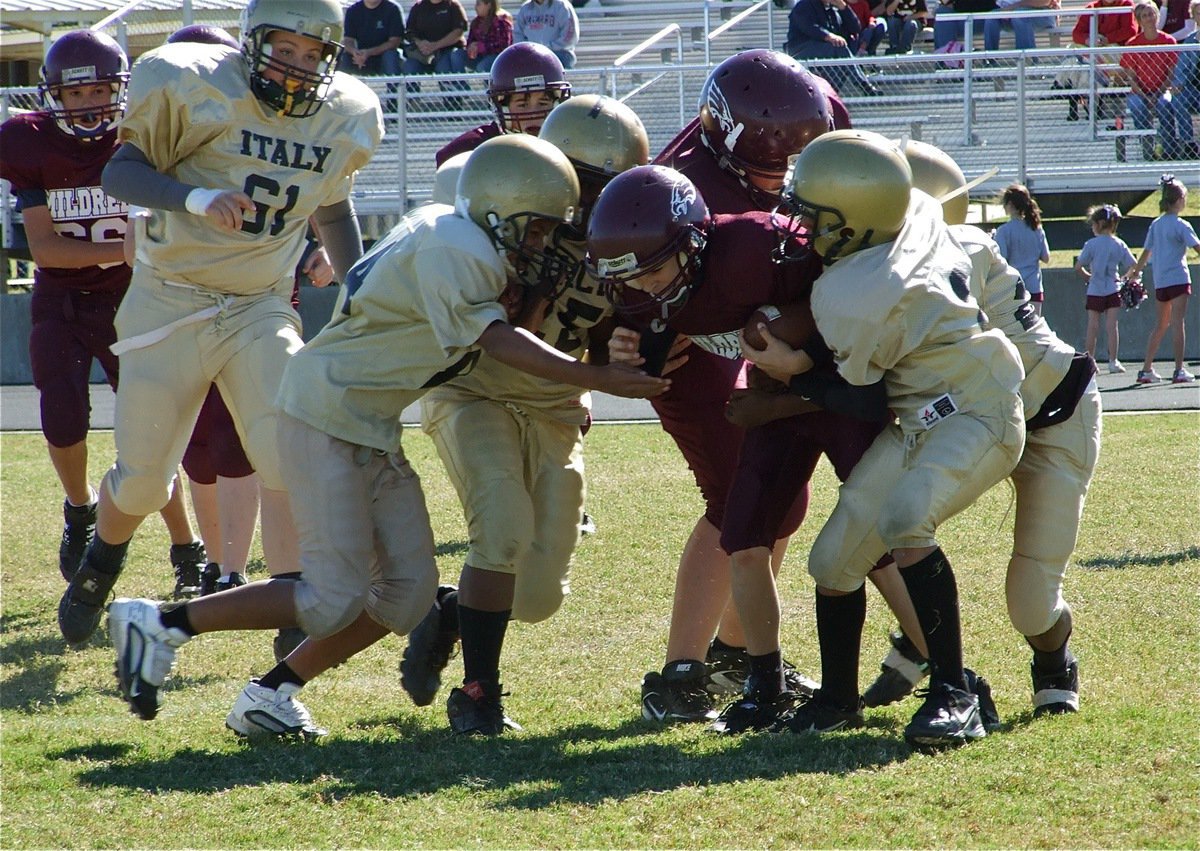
434, 540, 469, 558
1077, 545, 1200, 571
66, 715, 914, 807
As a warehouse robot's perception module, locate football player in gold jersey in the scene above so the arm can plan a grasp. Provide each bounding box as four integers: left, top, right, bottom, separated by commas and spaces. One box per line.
105, 136, 668, 736
399, 95, 650, 734
58, 0, 383, 646
746, 131, 1025, 749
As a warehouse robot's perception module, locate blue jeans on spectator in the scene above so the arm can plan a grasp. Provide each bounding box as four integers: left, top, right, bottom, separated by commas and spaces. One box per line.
469, 52, 502, 73
886, 15, 919, 53
983, 15, 1053, 50
339, 47, 402, 76
1127, 90, 1189, 158
933, 18, 966, 48
552, 49, 576, 69
403, 46, 470, 107
855, 20, 886, 55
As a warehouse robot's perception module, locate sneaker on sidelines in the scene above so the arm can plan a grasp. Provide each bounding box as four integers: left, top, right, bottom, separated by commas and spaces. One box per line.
1136, 369, 1162, 384
903, 679, 986, 750
963, 667, 1001, 732
711, 688, 802, 734
641, 660, 717, 723
170, 541, 207, 600
579, 511, 597, 536
273, 627, 307, 664
777, 689, 864, 734
1031, 657, 1079, 717
108, 598, 191, 721
1108, 361, 1126, 374
862, 630, 930, 707
1172, 367, 1196, 383
226, 679, 327, 738
400, 585, 459, 706
59, 499, 96, 581
446, 680, 522, 735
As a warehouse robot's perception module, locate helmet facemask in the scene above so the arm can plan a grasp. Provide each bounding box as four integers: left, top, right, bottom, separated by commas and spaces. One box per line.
592, 226, 707, 322
486, 211, 581, 304
245, 26, 340, 117
41, 79, 128, 140
38, 30, 129, 141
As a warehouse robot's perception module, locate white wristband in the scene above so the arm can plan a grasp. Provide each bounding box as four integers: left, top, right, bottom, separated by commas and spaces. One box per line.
185, 187, 224, 217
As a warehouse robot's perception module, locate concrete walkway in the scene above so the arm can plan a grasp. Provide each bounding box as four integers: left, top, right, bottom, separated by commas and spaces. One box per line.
1, 367, 1197, 433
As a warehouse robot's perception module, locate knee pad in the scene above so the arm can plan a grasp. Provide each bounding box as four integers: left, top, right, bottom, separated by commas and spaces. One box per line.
294, 580, 369, 640
368, 569, 439, 636
107, 465, 173, 517
512, 574, 567, 624
1006, 554, 1066, 637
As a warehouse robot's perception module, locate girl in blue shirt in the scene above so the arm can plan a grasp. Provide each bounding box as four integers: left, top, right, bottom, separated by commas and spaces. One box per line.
994, 184, 1051, 315
1127, 175, 1200, 383
1076, 204, 1136, 373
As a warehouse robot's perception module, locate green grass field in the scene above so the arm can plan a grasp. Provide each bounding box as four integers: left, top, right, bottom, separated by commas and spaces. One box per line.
2, 417, 1198, 848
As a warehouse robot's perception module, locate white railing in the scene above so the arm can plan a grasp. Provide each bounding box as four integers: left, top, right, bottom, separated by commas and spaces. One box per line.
605, 24, 687, 125
704, 0, 776, 65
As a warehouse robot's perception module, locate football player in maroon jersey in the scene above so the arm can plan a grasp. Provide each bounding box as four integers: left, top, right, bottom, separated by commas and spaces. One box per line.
435, 41, 570, 166
610, 50, 878, 723
0, 30, 207, 596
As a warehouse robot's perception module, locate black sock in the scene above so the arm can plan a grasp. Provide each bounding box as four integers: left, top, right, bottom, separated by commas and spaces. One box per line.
258, 661, 306, 691
899, 548, 965, 689
439, 588, 460, 633
815, 585, 866, 709
1029, 637, 1073, 673
159, 602, 197, 636
87, 537, 130, 576
458, 604, 510, 685
710, 636, 744, 653
746, 651, 784, 698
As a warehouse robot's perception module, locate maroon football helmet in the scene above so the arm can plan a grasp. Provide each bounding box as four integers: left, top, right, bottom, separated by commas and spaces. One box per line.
698, 50, 833, 202
487, 42, 571, 134
167, 24, 240, 48
38, 30, 129, 141
585, 165, 711, 320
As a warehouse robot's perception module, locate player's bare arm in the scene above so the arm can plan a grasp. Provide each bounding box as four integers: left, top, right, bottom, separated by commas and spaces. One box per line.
22, 204, 126, 269
740, 324, 815, 382
480, 321, 669, 398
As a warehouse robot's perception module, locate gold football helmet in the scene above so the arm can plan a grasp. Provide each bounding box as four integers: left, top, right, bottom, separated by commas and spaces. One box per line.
457, 135, 581, 294
780, 129, 911, 262
902, 139, 969, 226
240, 0, 344, 117
538, 95, 650, 185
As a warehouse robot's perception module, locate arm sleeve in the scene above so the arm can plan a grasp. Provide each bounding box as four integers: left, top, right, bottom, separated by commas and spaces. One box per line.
312, 199, 364, 283
101, 143, 193, 211
789, 371, 890, 421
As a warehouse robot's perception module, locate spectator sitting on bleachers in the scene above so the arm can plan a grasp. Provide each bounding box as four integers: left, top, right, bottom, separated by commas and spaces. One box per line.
786, 0, 883, 94
932, 0, 997, 48
343, 0, 406, 75
879, 0, 929, 54
1118, 0, 1186, 159
403, 0, 469, 75
1159, 0, 1196, 39
466, 0, 514, 72
513, 0, 579, 69
849, 0, 887, 54
983, 0, 1060, 51
1071, 0, 1135, 46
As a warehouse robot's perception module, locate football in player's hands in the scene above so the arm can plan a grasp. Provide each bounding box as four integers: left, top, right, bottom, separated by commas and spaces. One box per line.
741, 302, 816, 352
